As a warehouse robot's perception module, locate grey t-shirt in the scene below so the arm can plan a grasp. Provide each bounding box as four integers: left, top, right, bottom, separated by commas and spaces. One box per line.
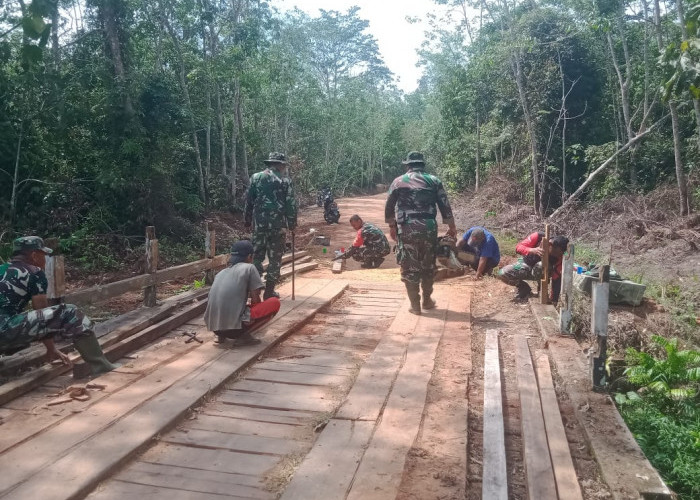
204, 263, 264, 331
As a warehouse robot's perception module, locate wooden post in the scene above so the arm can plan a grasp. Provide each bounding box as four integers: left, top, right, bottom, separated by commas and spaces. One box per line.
205, 222, 216, 285
540, 224, 550, 304
591, 265, 610, 390
45, 255, 65, 306
144, 226, 158, 307
559, 244, 575, 334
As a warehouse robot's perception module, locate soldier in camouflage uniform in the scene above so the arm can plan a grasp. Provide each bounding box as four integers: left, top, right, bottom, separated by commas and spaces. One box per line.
244, 152, 298, 299
386, 152, 457, 314
335, 215, 391, 268
0, 236, 117, 376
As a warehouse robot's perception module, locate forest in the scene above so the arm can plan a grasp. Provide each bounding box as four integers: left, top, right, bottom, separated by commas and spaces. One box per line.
1, 0, 699, 252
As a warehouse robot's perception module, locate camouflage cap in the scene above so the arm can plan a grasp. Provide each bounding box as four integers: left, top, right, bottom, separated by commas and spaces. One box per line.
12, 236, 53, 255
264, 152, 287, 165
402, 151, 425, 165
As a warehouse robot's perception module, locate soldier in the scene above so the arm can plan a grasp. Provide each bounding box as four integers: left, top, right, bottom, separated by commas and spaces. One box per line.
386, 152, 457, 314
334, 215, 391, 269
244, 152, 297, 299
0, 236, 118, 376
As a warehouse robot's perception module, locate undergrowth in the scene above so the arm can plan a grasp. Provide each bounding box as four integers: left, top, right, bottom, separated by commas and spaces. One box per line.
615, 336, 700, 499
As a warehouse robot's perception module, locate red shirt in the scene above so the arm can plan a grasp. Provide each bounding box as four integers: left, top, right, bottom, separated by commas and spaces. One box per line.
352, 229, 364, 247
516, 232, 562, 281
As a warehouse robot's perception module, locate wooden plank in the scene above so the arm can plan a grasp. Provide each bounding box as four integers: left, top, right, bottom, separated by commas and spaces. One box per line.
73, 299, 208, 378
280, 261, 317, 277
280, 420, 374, 500
116, 466, 275, 500
163, 428, 305, 456
244, 367, 348, 387
218, 390, 337, 413
253, 360, 351, 376
203, 404, 311, 426
130, 460, 267, 489
335, 333, 408, 421
534, 350, 584, 500
482, 329, 508, 500
88, 478, 260, 500
387, 297, 420, 333
515, 335, 557, 500
332, 259, 344, 274
231, 379, 347, 399
346, 292, 449, 500
188, 414, 307, 440
559, 244, 575, 333
0, 281, 349, 500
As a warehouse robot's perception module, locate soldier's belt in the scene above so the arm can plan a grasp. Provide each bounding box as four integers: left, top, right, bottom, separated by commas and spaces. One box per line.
399, 212, 436, 223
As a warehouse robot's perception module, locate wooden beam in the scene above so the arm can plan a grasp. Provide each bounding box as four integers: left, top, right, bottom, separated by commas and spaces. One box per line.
204, 222, 215, 285
483, 329, 508, 500
534, 350, 584, 500
559, 243, 575, 334
516, 335, 557, 499
144, 226, 158, 307
541, 224, 550, 304
73, 300, 207, 378
45, 255, 65, 305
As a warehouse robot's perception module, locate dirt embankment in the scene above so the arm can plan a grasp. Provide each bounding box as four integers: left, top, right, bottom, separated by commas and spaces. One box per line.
450, 175, 700, 351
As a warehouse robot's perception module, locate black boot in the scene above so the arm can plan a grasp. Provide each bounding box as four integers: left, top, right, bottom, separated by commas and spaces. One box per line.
72, 333, 119, 377
371, 257, 384, 268
263, 282, 280, 300
421, 278, 436, 310
234, 330, 262, 346
405, 282, 422, 315
515, 281, 532, 300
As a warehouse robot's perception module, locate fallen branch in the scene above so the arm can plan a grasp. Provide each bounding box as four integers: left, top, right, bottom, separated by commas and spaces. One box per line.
549, 114, 670, 220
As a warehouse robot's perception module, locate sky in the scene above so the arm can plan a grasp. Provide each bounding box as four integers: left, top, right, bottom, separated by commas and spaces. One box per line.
270, 0, 454, 93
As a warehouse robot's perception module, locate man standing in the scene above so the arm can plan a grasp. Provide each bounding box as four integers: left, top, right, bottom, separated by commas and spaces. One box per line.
497, 231, 569, 301
0, 236, 117, 376
386, 152, 457, 314
205, 240, 281, 345
456, 226, 501, 279
244, 152, 297, 300
335, 215, 390, 269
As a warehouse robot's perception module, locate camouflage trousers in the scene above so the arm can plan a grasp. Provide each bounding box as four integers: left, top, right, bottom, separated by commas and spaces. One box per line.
351, 246, 390, 265
252, 228, 286, 286
396, 220, 438, 284
497, 259, 543, 286
0, 303, 93, 350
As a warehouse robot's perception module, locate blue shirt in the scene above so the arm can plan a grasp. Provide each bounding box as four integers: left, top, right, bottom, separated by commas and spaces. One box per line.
462, 227, 500, 262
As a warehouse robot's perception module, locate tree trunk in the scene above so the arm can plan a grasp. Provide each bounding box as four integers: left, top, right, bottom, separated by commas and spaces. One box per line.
235, 80, 250, 186
10, 122, 24, 226
669, 101, 689, 216
162, 6, 208, 207
475, 111, 481, 192
511, 51, 540, 215
99, 0, 134, 118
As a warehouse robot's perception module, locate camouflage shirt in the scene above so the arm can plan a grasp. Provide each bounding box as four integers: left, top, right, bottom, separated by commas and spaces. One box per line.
244, 168, 298, 230
0, 259, 47, 317
354, 223, 390, 253
385, 167, 454, 225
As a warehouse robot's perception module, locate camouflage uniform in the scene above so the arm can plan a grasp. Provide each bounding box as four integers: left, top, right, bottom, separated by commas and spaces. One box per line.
1, 258, 92, 353
386, 152, 454, 312
244, 153, 297, 291
349, 223, 390, 266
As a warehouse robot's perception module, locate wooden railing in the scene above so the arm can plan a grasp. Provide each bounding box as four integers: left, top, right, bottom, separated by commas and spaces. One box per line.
45, 223, 229, 308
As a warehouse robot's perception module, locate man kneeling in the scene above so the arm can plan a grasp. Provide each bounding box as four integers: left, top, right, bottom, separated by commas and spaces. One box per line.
0, 237, 117, 377
336, 215, 391, 269
205, 240, 281, 345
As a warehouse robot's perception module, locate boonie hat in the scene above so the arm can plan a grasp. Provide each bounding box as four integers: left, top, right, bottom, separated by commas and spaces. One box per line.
402, 151, 425, 165
12, 236, 53, 255
264, 152, 287, 165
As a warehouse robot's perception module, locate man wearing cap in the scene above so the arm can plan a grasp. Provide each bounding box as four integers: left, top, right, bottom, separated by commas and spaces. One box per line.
0, 236, 117, 376
204, 240, 281, 344
244, 152, 297, 300
385, 152, 457, 314
334, 215, 390, 269
456, 226, 501, 279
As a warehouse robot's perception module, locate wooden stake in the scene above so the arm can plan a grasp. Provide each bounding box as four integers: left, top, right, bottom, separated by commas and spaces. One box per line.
45, 255, 65, 306
559, 244, 575, 334
592, 265, 610, 390
540, 224, 550, 304
204, 222, 215, 285
144, 226, 158, 307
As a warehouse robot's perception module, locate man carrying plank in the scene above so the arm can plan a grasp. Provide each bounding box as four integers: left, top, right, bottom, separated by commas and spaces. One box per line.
334, 215, 390, 269
244, 152, 297, 300
497, 232, 569, 301
0, 236, 117, 376
205, 240, 281, 345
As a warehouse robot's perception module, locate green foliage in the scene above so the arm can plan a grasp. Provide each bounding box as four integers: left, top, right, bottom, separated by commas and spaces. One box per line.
616, 337, 700, 499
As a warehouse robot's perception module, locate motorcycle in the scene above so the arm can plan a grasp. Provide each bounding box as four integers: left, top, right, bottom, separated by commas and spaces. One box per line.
322, 190, 341, 224
317, 187, 331, 207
